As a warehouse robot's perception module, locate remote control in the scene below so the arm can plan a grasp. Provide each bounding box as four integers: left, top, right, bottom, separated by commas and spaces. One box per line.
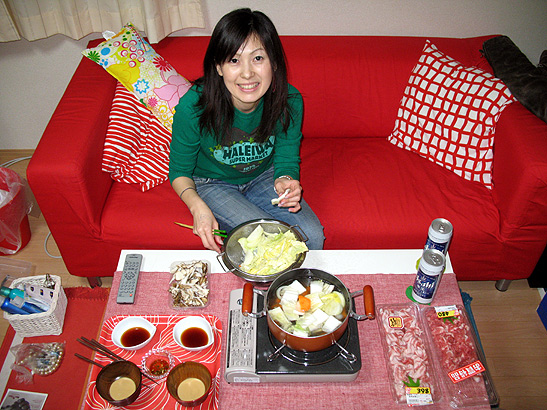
116, 253, 142, 304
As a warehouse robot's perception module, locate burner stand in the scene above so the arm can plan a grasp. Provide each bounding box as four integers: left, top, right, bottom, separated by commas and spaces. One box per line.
255, 298, 362, 379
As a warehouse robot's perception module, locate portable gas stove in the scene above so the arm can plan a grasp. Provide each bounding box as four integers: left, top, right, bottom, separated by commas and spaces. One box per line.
224, 288, 362, 383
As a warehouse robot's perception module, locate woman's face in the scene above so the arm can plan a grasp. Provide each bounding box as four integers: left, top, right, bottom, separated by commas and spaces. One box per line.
216, 35, 273, 113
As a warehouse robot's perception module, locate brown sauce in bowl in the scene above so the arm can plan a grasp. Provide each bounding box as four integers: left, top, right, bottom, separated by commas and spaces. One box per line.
181, 327, 209, 348
121, 327, 150, 347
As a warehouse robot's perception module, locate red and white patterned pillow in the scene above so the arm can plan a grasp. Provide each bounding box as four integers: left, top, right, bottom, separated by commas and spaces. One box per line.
102, 82, 172, 191
388, 41, 515, 189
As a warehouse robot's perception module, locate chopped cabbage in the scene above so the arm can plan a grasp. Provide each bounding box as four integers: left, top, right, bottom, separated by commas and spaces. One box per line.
238, 225, 308, 276
309, 280, 324, 294
306, 292, 324, 311
322, 315, 343, 333
269, 306, 292, 330
287, 279, 307, 294
282, 304, 301, 321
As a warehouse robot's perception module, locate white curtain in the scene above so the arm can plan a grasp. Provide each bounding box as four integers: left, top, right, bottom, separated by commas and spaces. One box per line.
0, 0, 204, 43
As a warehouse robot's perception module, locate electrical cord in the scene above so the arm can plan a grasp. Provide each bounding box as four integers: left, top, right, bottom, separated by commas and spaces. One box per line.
0, 156, 32, 168
2, 155, 61, 259
44, 232, 62, 259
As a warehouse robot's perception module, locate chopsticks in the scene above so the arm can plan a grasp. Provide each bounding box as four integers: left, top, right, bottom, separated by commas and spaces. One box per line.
74, 352, 152, 390
74, 352, 105, 369
76, 336, 160, 385
174, 222, 227, 238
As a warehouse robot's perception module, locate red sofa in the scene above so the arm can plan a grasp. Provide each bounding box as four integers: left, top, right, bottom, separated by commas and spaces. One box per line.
27, 35, 547, 287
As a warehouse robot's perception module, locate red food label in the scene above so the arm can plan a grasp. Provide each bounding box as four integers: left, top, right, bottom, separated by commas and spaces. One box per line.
447, 360, 486, 383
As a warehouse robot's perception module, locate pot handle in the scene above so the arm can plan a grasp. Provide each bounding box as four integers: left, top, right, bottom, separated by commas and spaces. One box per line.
289, 224, 309, 242
350, 285, 376, 320
363, 285, 375, 320
241, 283, 266, 319
216, 252, 229, 272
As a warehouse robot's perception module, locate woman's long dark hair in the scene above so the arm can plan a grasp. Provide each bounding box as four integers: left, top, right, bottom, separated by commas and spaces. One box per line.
195, 8, 292, 144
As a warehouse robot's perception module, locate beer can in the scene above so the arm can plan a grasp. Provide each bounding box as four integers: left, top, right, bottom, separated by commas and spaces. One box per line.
412, 249, 446, 304
424, 218, 453, 255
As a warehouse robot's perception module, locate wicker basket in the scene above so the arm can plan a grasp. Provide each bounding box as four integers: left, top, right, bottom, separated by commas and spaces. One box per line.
3, 275, 67, 337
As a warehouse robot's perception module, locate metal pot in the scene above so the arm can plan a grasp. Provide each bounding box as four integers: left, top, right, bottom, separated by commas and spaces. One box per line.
242, 268, 375, 352
217, 219, 308, 283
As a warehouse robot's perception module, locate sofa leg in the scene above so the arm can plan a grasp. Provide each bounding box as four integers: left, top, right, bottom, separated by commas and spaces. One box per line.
495, 279, 511, 291
87, 277, 103, 288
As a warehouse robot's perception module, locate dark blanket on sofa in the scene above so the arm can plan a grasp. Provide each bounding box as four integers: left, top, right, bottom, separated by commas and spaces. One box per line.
482, 35, 547, 124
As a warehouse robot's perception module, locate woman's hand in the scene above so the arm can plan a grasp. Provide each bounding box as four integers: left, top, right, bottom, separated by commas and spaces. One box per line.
274, 177, 302, 212
173, 176, 223, 253
191, 204, 223, 253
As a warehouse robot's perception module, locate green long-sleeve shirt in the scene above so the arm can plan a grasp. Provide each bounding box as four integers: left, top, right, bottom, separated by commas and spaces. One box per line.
169, 84, 303, 185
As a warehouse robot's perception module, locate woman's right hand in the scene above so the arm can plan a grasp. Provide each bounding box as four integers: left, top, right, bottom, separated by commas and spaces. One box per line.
173, 176, 223, 253
191, 203, 223, 253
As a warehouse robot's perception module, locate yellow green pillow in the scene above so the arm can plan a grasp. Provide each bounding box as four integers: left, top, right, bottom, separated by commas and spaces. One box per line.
82, 23, 190, 131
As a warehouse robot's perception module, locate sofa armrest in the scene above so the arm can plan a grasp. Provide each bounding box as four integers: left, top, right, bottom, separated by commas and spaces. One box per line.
491, 102, 547, 265
27, 57, 115, 235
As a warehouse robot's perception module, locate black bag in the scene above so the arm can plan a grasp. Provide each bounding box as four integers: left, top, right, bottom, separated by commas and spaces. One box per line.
481, 35, 547, 124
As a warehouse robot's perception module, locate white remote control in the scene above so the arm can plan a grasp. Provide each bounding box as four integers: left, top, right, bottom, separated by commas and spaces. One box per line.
116, 253, 142, 304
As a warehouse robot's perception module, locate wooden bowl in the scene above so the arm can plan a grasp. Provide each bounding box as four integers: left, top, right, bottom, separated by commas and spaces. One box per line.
95, 361, 142, 406
166, 362, 212, 406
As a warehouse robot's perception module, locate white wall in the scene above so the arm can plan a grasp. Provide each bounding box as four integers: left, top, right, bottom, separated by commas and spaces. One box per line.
1, 0, 546, 149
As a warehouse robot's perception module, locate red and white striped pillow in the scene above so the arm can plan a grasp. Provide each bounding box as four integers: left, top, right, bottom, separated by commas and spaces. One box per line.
388, 41, 515, 189
102, 82, 172, 191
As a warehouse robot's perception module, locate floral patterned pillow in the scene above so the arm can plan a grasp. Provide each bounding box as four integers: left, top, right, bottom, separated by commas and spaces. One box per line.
82, 23, 190, 131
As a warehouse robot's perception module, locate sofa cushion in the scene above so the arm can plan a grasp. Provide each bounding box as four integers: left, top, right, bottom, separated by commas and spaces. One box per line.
82, 23, 190, 131
299, 137, 502, 277
103, 82, 171, 191
388, 41, 515, 189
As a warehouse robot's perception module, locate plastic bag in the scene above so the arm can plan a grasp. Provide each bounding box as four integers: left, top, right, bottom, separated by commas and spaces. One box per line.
9, 342, 65, 384
0, 167, 32, 255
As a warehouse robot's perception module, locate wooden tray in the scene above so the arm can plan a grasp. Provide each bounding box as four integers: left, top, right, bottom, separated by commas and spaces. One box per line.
83, 314, 222, 409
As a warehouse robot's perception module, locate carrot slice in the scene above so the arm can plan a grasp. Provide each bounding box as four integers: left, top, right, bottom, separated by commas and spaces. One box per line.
298, 295, 311, 312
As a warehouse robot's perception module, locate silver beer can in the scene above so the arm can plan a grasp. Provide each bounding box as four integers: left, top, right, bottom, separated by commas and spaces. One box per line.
412, 249, 446, 304
424, 218, 453, 255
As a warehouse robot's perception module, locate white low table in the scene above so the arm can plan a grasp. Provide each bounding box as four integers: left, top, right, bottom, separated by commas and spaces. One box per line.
118, 249, 453, 275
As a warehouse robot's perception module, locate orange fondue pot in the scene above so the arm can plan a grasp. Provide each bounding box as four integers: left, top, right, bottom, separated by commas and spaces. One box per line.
242, 268, 375, 352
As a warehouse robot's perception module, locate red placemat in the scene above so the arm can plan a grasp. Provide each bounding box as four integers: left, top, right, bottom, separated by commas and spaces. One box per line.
89, 271, 491, 410
83, 314, 221, 409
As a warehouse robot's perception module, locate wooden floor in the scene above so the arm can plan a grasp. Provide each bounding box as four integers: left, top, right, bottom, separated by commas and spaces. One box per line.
1, 150, 546, 409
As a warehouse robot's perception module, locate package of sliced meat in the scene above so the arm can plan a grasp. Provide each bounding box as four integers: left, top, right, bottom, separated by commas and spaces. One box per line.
422, 305, 499, 408
376, 304, 442, 406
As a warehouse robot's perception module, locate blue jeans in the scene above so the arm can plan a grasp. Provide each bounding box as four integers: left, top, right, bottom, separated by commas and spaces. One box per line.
193, 167, 325, 250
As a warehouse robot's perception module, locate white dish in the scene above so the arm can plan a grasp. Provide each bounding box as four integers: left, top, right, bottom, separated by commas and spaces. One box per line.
172, 316, 214, 351
111, 316, 156, 351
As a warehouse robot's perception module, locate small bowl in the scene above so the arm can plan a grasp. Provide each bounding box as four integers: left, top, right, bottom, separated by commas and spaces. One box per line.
96, 361, 142, 406
173, 316, 214, 351
111, 316, 156, 351
166, 362, 212, 407
141, 348, 174, 380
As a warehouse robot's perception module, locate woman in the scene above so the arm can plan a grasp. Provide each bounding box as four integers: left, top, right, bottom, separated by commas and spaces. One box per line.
169, 8, 324, 252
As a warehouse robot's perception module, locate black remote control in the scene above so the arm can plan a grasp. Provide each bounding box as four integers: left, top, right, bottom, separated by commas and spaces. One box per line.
116, 253, 142, 304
